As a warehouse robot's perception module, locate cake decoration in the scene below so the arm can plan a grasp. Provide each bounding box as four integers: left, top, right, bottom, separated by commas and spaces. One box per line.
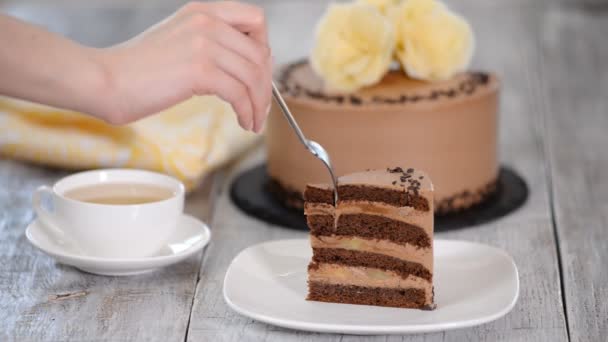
278, 60, 490, 105
311, 0, 475, 91
393, 0, 474, 81
267, 0, 499, 215
311, 2, 395, 92
358, 0, 403, 15
305, 167, 435, 309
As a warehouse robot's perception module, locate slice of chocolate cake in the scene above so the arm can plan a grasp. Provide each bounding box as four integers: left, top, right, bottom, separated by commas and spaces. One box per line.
305, 167, 435, 310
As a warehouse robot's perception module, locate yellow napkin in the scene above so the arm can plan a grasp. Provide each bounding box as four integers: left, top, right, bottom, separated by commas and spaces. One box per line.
0, 96, 260, 189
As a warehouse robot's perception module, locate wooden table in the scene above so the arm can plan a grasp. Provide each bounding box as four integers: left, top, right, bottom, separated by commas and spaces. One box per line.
1, 0, 606, 341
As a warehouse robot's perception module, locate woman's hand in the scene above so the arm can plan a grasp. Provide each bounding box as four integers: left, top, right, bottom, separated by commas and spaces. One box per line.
97, 1, 272, 132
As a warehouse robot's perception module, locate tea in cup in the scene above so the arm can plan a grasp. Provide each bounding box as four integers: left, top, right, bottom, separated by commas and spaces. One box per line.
33, 169, 185, 258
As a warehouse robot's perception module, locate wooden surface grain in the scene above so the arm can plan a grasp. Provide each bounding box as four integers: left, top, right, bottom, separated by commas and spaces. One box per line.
185, 1, 569, 338
0, 0, 606, 341
0, 160, 220, 341
541, 7, 608, 342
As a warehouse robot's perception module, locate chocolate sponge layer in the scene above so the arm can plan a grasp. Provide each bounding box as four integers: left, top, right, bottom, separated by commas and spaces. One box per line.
307, 213, 431, 248
307, 282, 432, 309
311, 248, 432, 281
305, 185, 429, 211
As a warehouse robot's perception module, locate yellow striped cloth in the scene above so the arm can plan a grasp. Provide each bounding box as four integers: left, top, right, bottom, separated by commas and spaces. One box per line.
0, 96, 260, 189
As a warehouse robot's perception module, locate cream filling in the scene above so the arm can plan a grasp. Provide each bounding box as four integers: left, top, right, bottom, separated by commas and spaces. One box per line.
305, 201, 433, 235
310, 235, 433, 270
309, 264, 433, 304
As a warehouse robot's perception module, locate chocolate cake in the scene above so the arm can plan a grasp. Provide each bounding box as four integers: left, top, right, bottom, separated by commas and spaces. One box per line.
266, 61, 499, 214
305, 167, 435, 309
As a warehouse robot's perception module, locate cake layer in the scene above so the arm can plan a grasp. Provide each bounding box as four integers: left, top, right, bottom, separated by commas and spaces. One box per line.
340, 185, 429, 211
308, 213, 431, 248
305, 201, 432, 235
310, 235, 432, 269
312, 248, 431, 281
305, 185, 430, 211
309, 263, 431, 288
308, 263, 433, 305
339, 167, 433, 194
308, 282, 429, 309
304, 168, 433, 211
307, 214, 334, 233
304, 184, 334, 205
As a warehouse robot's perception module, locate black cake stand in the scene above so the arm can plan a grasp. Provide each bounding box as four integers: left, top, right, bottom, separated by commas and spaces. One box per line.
230, 164, 528, 232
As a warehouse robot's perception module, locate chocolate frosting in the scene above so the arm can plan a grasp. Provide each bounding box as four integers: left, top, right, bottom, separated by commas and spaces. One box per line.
266, 61, 499, 211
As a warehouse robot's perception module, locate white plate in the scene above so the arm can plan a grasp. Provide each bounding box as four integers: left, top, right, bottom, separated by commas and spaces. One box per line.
224, 239, 519, 335
26, 214, 211, 276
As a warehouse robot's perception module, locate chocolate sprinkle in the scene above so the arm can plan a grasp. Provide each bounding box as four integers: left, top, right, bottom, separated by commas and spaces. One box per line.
385, 166, 423, 197
350, 95, 363, 105
435, 178, 498, 214
277, 60, 492, 105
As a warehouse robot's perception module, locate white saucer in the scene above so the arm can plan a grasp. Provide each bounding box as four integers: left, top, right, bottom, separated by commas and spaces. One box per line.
224, 239, 519, 335
26, 214, 211, 276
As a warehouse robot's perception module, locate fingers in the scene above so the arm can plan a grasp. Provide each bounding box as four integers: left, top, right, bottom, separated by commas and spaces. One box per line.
183, 1, 268, 44
179, 2, 272, 132
196, 66, 255, 131
202, 16, 270, 69
201, 20, 271, 132
210, 41, 268, 133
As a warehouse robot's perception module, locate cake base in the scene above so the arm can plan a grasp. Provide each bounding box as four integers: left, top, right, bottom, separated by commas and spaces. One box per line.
307, 282, 433, 310
229, 164, 528, 232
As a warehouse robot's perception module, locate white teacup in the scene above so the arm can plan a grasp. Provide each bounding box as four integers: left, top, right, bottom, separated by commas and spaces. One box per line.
32, 169, 185, 259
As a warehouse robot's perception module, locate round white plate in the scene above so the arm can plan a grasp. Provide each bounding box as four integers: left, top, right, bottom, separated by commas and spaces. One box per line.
26, 214, 211, 276
224, 239, 519, 335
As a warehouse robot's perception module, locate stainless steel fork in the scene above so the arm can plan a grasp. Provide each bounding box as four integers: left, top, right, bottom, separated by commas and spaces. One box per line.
271, 82, 339, 205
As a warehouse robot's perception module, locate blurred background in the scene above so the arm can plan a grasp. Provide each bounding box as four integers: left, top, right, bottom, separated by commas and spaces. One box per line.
1, 0, 605, 67
0, 0, 606, 177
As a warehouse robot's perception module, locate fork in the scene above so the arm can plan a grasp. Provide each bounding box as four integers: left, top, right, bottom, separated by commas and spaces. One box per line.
271, 82, 339, 205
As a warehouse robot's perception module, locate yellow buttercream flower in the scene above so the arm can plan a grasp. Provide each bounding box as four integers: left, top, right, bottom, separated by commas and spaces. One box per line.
358, 0, 403, 15
393, 0, 474, 81
311, 3, 395, 92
